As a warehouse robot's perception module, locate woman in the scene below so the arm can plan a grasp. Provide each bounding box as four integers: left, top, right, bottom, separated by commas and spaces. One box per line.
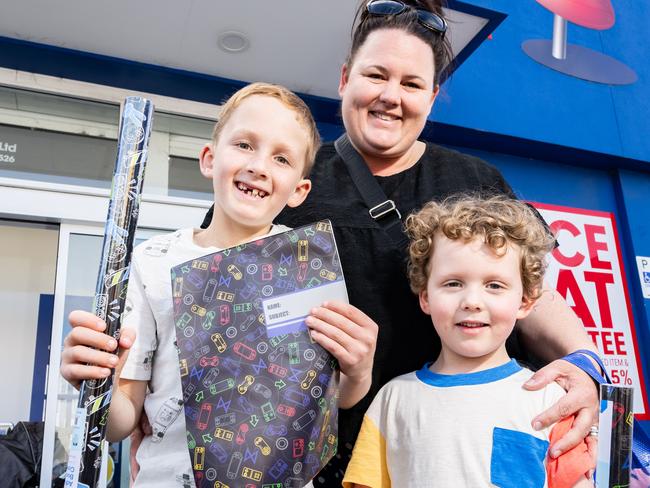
210, 0, 600, 484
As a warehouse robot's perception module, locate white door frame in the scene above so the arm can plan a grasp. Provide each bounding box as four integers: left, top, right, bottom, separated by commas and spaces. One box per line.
41, 222, 98, 488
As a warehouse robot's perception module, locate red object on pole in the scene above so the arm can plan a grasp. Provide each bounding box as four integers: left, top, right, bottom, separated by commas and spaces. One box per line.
536, 0, 615, 29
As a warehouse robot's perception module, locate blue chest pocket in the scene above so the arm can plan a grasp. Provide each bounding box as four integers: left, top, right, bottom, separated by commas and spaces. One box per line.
490, 427, 549, 488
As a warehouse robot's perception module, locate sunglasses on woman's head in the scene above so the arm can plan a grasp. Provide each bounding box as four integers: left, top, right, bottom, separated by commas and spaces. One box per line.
365, 0, 447, 36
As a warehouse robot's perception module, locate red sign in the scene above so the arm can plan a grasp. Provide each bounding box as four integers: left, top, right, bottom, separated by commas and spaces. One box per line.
533, 203, 648, 418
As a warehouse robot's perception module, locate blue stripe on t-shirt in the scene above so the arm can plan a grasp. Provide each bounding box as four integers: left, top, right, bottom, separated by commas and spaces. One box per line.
415, 359, 522, 387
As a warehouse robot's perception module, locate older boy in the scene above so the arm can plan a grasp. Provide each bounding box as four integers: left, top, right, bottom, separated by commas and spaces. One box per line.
343, 196, 594, 488
61, 83, 377, 486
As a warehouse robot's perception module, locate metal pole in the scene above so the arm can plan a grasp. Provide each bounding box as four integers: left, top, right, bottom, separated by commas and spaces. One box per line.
552, 14, 568, 60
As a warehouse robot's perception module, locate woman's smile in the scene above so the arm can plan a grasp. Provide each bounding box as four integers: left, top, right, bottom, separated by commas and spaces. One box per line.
338, 28, 437, 165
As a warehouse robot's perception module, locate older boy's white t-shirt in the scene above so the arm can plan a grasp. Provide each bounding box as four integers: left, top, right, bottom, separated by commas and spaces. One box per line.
120, 225, 289, 487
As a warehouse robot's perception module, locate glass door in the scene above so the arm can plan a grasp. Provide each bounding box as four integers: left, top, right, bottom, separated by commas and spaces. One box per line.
0, 219, 58, 426
41, 223, 156, 488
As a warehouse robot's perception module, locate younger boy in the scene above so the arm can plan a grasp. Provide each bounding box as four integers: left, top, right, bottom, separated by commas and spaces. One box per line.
61, 83, 376, 486
343, 196, 594, 488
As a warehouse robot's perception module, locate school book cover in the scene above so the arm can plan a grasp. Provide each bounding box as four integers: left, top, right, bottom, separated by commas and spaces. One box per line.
171, 221, 345, 487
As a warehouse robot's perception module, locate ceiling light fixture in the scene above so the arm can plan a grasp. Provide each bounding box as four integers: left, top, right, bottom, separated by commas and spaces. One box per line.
217, 31, 250, 53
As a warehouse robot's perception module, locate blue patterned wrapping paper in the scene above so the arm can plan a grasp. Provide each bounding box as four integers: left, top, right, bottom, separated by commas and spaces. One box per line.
171, 221, 344, 488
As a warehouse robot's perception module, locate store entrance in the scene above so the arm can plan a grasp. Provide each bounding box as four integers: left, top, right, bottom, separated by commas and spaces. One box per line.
40, 223, 156, 487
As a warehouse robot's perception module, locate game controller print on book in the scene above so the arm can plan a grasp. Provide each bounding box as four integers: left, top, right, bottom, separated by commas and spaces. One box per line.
171, 221, 345, 487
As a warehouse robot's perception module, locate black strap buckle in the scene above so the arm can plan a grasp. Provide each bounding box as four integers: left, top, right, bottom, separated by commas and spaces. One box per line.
369, 200, 401, 220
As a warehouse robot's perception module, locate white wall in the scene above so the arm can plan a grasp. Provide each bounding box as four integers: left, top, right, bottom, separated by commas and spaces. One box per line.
0, 221, 58, 424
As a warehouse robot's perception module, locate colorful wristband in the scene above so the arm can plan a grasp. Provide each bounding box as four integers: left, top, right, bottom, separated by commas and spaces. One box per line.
560, 349, 610, 385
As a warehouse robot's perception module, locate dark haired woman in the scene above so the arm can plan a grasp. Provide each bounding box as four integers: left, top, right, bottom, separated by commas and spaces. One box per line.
269, 1, 601, 484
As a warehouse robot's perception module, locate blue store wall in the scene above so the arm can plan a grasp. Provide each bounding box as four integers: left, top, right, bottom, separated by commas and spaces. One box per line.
433, 0, 650, 163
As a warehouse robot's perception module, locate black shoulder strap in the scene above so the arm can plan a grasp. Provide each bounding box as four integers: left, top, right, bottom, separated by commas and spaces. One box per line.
334, 134, 409, 249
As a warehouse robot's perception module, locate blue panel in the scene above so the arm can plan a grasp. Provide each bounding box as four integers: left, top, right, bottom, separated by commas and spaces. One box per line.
600, 5, 650, 162
451, 145, 618, 211
422, 121, 649, 174
491, 427, 548, 487
612, 171, 650, 421
30, 294, 54, 421
440, 1, 507, 83
433, 0, 618, 155
430, 1, 650, 162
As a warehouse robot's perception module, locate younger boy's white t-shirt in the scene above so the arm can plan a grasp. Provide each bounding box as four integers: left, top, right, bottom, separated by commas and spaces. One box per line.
120, 225, 289, 487
342, 360, 590, 488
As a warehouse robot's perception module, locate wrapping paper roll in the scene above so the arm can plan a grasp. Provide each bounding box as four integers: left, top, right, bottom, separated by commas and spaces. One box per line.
596, 385, 634, 487
65, 97, 154, 488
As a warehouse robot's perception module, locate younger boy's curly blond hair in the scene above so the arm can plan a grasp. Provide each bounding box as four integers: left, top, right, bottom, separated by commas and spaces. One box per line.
406, 195, 556, 300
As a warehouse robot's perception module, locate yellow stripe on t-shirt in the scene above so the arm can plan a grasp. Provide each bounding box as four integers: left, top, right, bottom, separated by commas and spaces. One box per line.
342, 414, 391, 488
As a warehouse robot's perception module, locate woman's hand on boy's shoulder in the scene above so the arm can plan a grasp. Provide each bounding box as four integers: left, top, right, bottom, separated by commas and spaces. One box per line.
305, 301, 378, 408
61, 309, 136, 389
524, 359, 598, 458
